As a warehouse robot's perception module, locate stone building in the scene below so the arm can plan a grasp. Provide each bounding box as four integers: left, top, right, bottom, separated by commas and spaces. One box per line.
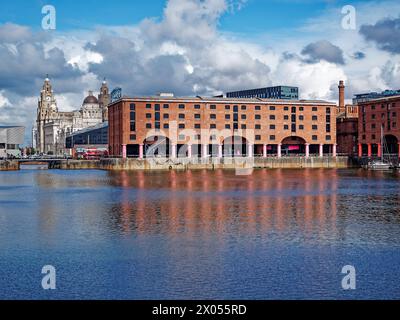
35, 77, 110, 155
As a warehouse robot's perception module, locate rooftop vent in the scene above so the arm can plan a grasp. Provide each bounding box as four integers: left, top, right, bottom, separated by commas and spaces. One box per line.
157, 93, 174, 97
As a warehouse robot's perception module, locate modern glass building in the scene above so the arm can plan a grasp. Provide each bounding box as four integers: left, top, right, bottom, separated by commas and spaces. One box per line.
353, 89, 400, 105
226, 86, 299, 100
65, 122, 108, 149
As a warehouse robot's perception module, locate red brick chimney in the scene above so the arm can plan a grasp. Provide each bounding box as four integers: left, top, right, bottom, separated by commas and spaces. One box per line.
338, 80, 345, 113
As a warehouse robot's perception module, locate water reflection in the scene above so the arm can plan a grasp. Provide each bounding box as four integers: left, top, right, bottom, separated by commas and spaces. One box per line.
1, 168, 400, 299
92, 169, 400, 245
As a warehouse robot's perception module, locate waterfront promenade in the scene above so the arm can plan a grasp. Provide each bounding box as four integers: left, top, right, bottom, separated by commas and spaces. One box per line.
1, 156, 350, 171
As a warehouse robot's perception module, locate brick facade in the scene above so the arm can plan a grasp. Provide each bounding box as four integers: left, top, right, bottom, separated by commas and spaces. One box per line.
358, 95, 400, 157
336, 105, 359, 155
108, 96, 337, 158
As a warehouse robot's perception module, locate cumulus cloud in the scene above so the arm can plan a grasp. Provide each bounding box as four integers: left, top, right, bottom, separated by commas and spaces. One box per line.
301, 40, 345, 65
0, 23, 84, 96
274, 54, 346, 101
1, 0, 400, 145
360, 17, 400, 54
86, 0, 271, 96
0, 90, 11, 108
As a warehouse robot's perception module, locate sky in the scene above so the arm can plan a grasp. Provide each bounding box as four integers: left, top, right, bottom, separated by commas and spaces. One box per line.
0, 0, 400, 144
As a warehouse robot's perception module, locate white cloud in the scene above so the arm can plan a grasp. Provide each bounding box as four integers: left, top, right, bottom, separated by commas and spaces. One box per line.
2, 0, 400, 145
0, 90, 11, 108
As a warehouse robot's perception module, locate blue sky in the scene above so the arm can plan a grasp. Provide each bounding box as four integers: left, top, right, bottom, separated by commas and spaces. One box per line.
0, 0, 378, 33
1, 0, 400, 143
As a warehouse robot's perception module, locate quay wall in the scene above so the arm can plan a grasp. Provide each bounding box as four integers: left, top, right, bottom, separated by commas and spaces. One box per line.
0, 160, 19, 171
58, 156, 350, 171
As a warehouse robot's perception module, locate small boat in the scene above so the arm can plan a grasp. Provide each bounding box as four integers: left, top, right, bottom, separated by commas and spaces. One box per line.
365, 126, 394, 171
365, 161, 392, 171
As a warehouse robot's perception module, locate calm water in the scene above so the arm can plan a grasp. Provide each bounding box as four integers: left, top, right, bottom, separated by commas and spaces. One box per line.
0, 168, 400, 300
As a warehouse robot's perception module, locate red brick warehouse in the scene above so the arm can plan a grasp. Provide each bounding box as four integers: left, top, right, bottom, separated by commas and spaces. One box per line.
108, 95, 337, 159
336, 80, 359, 156
358, 95, 400, 158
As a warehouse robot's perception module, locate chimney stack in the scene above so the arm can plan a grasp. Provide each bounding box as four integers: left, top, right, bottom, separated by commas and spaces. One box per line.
338, 80, 345, 112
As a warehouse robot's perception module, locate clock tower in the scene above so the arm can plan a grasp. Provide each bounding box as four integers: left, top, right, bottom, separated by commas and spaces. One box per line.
36, 76, 58, 153
98, 78, 110, 121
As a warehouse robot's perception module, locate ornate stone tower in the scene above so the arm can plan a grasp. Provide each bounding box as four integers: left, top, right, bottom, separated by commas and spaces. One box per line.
36, 76, 57, 153
98, 78, 110, 122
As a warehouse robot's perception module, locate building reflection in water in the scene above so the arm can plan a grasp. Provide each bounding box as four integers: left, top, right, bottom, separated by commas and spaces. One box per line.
105, 169, 345, 242
11, 168, 400, 251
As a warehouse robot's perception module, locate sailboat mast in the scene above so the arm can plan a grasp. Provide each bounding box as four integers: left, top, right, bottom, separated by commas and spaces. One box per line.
381, 125, 384, 162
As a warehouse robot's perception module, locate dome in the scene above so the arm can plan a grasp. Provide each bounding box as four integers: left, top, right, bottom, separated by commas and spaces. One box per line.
83, 91, 98, 104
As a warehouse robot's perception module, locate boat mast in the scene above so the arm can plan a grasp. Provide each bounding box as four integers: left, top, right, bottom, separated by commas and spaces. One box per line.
381, 125, 384, 162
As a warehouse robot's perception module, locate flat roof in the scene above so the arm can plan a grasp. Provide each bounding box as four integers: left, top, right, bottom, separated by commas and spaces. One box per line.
358, 95, 400, 104
109, 96, 335, 107
67, 121, 108, 137
227, 86, 299, 92
0, 125, 25, 129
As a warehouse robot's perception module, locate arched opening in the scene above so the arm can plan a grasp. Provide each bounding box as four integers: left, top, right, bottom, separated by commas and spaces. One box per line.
222, 136, 249, 157
384, 135, 399, 155
281, 136, 306, 156
126, 144, 139, 157
143, 136, 171, 158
